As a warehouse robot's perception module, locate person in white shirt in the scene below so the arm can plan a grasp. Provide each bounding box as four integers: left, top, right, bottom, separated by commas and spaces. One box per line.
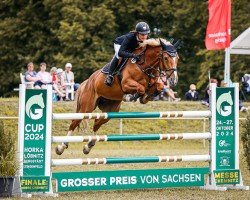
63, 63, 80, 92
36, 62, 52, 89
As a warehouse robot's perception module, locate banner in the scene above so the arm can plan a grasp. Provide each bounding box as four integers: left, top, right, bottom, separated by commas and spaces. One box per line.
205, 0, 231, 50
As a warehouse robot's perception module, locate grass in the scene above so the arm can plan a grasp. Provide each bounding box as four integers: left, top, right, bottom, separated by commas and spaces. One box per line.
1, 99, 250, 199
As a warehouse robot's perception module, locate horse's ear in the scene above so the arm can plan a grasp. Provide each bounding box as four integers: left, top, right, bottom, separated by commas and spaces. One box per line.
173, 39, 181, 49
159, 38, 166, 51
159, 38, 165, 48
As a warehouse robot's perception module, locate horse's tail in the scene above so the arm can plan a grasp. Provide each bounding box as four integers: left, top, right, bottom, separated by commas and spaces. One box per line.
76, 80, 88, 113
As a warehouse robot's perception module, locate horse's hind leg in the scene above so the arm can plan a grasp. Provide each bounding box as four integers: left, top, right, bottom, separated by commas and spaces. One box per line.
55, 119, 83, 155
83, 99, 122, 154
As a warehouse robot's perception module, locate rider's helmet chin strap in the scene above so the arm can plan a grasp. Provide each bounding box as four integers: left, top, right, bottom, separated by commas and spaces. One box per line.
136, 34, 141, 42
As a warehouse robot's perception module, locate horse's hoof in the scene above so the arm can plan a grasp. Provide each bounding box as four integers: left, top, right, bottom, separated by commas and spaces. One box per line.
139, 96, 149, 104
83, 144, 90, 154
55, 145, 64, 155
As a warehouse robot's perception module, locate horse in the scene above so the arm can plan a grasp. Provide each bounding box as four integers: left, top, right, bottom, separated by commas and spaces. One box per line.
55, 38, 180, 155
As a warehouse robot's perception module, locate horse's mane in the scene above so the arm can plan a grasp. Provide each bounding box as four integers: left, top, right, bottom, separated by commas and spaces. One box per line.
139, 38, 171, 48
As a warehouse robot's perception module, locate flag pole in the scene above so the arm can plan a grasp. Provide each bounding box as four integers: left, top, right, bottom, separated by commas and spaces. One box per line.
224, 48, 230, 86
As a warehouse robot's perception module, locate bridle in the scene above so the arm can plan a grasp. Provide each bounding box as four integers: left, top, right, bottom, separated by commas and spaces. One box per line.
133, 47, 178, 85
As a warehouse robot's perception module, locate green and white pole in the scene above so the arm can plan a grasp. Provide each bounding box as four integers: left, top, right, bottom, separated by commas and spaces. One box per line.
51, 155, 211, 166
52, 133, 212, 143
53, 111, 211, 120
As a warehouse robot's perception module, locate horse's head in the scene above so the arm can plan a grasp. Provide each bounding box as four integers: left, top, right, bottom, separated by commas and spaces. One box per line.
138, 38, 179, 87
159, 39, 179, 86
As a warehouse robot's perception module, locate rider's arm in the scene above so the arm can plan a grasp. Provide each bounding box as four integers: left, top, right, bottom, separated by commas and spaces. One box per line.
118, 36, 134, 58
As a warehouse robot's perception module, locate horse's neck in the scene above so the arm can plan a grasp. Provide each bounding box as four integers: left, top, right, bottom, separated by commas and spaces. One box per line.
142, 46, 160, 67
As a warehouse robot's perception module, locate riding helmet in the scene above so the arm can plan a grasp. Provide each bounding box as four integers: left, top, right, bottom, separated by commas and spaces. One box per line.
135, 22, 150, 34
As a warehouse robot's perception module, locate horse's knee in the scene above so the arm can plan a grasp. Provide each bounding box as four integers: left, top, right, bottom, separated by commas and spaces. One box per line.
121, 84, 131, 93
137, 85, 146, 94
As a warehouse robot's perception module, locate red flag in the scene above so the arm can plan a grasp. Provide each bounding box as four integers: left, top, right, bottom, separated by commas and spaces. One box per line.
205, 0, 231, 50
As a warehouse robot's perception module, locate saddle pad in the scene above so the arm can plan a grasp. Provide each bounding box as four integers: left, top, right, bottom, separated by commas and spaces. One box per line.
101, 63, 110, 74
101, 58, 129, 75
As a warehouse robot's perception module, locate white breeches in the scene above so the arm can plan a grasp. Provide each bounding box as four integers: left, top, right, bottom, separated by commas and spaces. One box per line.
114, 43, 121, 59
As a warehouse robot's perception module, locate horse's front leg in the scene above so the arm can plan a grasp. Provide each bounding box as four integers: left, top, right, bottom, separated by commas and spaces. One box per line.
83, 132, 97, 155
83, 119, 109, 155
55, 119, 84, 155
122, 79, 146, 101
140, 81, 164, 104
83, 100, 122, 155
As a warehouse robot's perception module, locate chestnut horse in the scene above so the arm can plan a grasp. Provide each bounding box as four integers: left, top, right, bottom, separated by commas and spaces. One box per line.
56, 38, 179, 155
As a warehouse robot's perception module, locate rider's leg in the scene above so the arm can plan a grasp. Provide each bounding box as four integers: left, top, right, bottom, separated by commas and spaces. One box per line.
104, 56, 119, 86
105, 43, 120, 86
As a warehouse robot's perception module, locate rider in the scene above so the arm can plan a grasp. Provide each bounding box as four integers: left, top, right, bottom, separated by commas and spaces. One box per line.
104, 21, 150, 86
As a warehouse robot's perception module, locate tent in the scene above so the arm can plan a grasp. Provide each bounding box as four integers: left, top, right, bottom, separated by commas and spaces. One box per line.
224, 27, 250, 84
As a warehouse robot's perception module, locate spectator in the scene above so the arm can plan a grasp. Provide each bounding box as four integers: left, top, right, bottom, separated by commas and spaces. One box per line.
239, 100, 249, 112
25, 62, 42, 89
185, 84, 199, 101
56, 68, 66, 101
63, 63, 80, 91
242, 74, 250, 95
50, 67, 65, 100
201, 78, 218, 107
50, 67, 57, 85
155, 77, 180, 101
37, 62, 52, 89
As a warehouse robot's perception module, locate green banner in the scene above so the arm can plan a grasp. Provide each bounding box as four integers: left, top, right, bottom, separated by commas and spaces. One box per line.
216, 87, 235, 170
53, 168, 209, 192
20, 176, 50, 192
214, 170, 240, 185
23, 89, 47, 176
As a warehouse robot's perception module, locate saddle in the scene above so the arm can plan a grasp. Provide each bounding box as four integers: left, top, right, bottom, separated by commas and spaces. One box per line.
101, 58, 128, 75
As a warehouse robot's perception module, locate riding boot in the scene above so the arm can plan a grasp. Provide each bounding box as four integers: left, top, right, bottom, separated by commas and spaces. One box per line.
104, 57, 119, 86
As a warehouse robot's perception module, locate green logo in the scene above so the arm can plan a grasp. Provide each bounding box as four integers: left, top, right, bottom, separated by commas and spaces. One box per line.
25, 93, 45, 120
216, 91, 233, 117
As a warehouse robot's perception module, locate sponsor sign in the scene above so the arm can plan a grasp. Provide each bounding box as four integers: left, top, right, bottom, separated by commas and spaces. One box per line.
20, 176, 50, 192
20, 89, 49, 192
215, 87, 235, 170
214, 169, 240, 185
53, 168, 209, 192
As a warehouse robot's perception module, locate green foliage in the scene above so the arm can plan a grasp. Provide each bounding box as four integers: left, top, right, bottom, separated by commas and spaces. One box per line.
0, 120, 18, 176
0, 0, 249, 96
242, 114, 250, 171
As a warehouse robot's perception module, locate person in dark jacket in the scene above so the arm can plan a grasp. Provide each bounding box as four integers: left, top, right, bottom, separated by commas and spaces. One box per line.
104, 22, 150, 86
185, 84, 199, 101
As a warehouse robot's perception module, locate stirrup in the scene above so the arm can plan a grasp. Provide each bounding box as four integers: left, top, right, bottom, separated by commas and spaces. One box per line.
104, 75, 114, 86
